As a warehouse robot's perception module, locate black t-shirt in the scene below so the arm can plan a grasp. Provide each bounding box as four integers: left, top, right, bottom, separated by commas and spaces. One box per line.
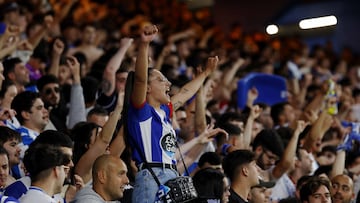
229, 188, 248, 203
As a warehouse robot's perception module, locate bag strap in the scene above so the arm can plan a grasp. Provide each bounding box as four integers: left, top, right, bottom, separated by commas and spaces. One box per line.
133, 143, 162, 187
175, 142, 190, 176
133, 137, 191, 181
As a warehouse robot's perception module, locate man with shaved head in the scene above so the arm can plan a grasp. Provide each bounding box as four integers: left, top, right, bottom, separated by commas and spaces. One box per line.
330, 174, 354, 203
71, 155, 129, 202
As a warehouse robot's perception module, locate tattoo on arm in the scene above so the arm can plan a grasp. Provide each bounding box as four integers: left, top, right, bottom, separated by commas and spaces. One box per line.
173, 101, 183, 111
101, 79, 112, 94
180, 88, 189, 94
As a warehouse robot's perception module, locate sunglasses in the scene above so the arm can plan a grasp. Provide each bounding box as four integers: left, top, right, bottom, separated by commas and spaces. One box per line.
44, 87, 60, 95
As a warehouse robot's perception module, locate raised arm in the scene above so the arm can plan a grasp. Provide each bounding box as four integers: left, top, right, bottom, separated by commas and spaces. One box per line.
272, 120, 307, 179
67, 56, 86, 129
171, 56, 218, 111
242, 105, 261, 149
27, 15, 53, 50
109, 91, 126, 157
131, 25, 158, 106
47, 38, 65, 77
75, 93, 122, 183
102, 38, 133, 96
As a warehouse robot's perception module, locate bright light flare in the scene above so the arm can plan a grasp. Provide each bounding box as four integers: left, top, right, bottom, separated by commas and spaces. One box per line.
266, 24, 279, 35
299, 15, 337, 29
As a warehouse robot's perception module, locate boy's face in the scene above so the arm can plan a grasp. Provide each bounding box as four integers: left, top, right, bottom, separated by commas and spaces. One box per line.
3, 138, 21, 166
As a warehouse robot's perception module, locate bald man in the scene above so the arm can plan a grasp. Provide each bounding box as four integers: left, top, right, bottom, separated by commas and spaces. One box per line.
72, 155, 129, 203
331, 174, 354, 203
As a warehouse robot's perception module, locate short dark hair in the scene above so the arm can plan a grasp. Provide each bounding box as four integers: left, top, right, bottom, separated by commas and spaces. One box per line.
11, 91, 41, 124
0, 126, 21, 145
36, 74, 59, 92
0, 79, 15, 99
198, 152, 221, 168
300, 176, 331, 202
31, 130, 73, 149
87, 106, 108, 118
222, 149, 255, 181
0, 146, 9, 157
271, 102, 289, 125
72, 122, 100, 166
3, 57, 22, 79
252, 129, 284, 158
23, 145, 67, 182
192, 168, 225, 201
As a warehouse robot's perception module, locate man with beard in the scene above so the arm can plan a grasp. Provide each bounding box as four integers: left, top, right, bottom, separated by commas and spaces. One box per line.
3, 57, 30, 93
36, 56, 86, 133
252, 121, 307, 182
330, 174, 354, 203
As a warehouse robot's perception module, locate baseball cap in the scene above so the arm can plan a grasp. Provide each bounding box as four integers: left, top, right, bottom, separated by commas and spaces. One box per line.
252, 179, 276, 188
2, 2, 19, 13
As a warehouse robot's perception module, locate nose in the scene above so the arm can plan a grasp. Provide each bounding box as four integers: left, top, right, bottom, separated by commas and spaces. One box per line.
321, 195, 329, 203
124, 175, 130, 185
69, 160, 74, 168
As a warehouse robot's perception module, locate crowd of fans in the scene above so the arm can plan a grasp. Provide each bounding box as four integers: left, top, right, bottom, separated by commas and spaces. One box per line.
0, 0, 360, 202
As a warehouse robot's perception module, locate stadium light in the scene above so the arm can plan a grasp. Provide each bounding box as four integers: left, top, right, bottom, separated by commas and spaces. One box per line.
266, 24, 279, 35
299, 15, 337, 29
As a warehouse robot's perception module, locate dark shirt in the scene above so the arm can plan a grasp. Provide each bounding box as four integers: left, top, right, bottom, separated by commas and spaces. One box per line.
229, 188, 248, 203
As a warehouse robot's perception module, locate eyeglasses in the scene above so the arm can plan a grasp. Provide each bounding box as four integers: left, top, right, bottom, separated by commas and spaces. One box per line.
263, 149, 279, 162
44, 87, 60, 95
60, 165, 70, 172
149, 76, 170, 84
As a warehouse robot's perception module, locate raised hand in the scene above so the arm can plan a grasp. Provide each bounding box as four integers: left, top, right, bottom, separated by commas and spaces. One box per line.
66, 56, 80, 84
197, 124, 228, 144
204, 56, 219, 76
249, 105, 261, 120
141, 25, 158, 43
53, 38, 65, 56
294, 120, 307, 134
120, 37, 134, 49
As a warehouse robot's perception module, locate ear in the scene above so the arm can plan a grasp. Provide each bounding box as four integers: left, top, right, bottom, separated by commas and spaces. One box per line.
242, 166, 249, 177
255, 146, 263, 155
97, 169, 106, 184
147, 85, 151, 93
21, 111, 30, 121
7, 72, 16, 81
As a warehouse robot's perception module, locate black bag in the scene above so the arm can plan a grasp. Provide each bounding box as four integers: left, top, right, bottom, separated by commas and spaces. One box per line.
164, 176, 198, 203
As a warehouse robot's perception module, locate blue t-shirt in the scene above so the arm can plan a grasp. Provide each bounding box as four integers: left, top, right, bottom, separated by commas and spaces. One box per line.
127, 102, 177, 166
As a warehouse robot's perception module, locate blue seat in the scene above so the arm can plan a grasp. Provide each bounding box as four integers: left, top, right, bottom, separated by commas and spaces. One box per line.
237, 73, 288, 109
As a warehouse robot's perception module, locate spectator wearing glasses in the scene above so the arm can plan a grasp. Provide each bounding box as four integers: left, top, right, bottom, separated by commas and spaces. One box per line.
4, 130, 78, 203
252, 126, 303, 182
36, 56, 86, 133
19, 145, 70, 203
